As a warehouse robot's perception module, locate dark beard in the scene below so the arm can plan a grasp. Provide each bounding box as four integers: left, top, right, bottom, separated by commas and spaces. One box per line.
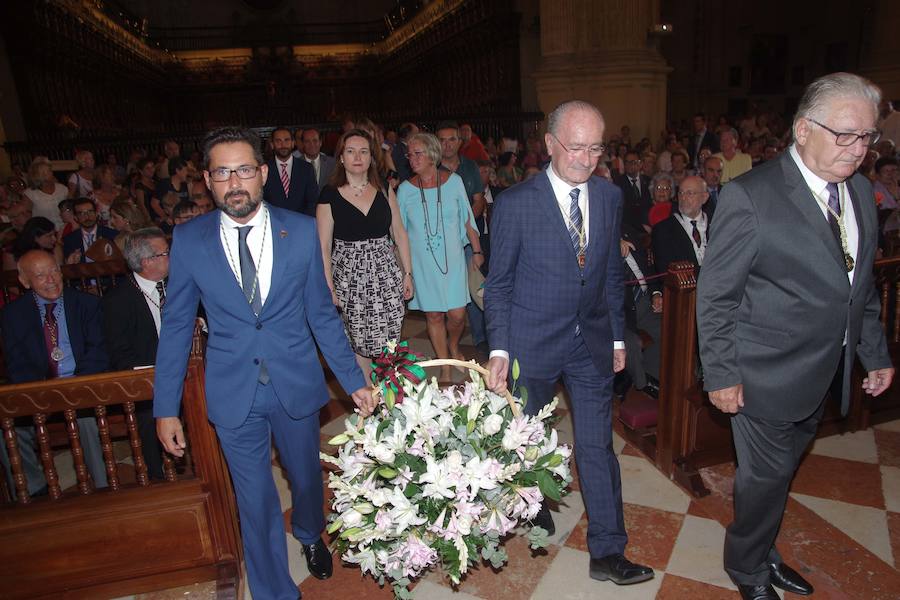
217, 189, 262, 219
274, 147, 293, 160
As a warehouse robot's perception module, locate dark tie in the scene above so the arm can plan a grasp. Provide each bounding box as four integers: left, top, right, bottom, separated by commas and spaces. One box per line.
42, 303, 59, 378
826, 182, 841, 244
237, 226, 268, 384
237, 226, 262, 315
568, 188, 583, 252
630, 177, 639, 197
691, 220, 702, 248
155, 280, 166, 307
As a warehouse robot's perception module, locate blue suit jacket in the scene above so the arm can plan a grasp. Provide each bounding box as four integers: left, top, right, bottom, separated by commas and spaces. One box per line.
0, 290, 108, 383
62, 226, 119, 263
263, 158, 319, 217
484, 170, 625, 378
152, 205, 365, 428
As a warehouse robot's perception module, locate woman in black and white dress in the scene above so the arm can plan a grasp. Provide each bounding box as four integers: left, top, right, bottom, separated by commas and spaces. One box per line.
316, 129, 414, 381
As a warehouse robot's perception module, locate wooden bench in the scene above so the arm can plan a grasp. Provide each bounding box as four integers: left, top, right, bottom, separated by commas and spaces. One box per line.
0, 329, 243, 599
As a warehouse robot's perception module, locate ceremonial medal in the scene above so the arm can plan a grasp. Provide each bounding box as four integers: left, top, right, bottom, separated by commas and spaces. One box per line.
578, 253, 586, 269
50, 347, 64, 362
845, 253, 854, 272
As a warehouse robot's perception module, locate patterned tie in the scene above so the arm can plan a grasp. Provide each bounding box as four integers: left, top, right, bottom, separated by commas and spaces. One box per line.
690, 220, 702, 248
568, 188, 583, 252
43, 303, 59, 378
825, 182, 841, 244
155, 280, 166, 307
280, 162, 290, 197
237, 226, 262, 315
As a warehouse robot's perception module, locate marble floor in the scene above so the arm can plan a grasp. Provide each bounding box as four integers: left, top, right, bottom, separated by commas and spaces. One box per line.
115, 312, 900, 599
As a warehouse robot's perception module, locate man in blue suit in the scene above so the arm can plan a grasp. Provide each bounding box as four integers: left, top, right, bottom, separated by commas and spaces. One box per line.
153, 127, 375, 600
485, 101, 653, 587
262, 126, 320, 217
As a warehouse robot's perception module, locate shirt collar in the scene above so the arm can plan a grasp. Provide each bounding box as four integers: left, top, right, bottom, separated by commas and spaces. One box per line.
546, 164, 587, 202
34, 292, 63, 307
789, 144, 830, 197
220, 203, 268, 230
276, 155, 292, 169
133, 271, 160, 294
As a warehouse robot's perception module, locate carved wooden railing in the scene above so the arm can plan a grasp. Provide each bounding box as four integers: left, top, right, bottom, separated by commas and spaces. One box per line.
0, 329, 243, 599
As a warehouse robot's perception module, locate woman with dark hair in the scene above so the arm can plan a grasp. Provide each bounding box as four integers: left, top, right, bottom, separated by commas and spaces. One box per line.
3, 216, 63, 269
495, 151, 521, 188
134, 157, 157, 223
109, 199, 153, 252
396, 132, 484, 381
316, 129, 413, 381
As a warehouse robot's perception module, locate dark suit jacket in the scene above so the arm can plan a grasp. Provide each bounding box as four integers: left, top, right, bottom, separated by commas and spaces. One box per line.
392, 141, 413, 182
153, 206, 365, 428
484, 171, 624, 378
101, 277, 158, 370
696, 152, 891, 420
62, 226, 119, 263
262, 158, 319, 217
651, 212, 701, 273
0, 290, 108, 382
690, 130, 720, 167
614, 173, 652, 232
622, 245, 661, 332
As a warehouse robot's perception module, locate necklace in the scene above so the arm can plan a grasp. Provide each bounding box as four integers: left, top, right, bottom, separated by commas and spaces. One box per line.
34, 292, 64, 362
130, 275, 163, 310
221, 207, 269, 313
417, 173, 449, 275
348, 179, 369, 197
808, 182, 854, 272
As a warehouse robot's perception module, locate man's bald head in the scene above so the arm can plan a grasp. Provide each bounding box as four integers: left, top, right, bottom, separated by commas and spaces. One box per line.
677, 175, 709, 219
18, 249, 63, 301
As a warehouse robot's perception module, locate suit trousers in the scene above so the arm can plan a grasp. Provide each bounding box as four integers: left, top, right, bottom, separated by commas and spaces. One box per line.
517, 334, 627, 558
725, 396, 828, 585
623, 293, 662, 389
215, 382, 325, 600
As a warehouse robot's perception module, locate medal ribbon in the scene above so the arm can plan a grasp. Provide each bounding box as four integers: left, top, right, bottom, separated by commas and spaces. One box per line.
370, 341, 426, 404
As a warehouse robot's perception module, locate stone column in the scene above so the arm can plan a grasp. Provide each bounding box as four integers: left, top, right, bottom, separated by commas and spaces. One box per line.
532, 0, 671, 142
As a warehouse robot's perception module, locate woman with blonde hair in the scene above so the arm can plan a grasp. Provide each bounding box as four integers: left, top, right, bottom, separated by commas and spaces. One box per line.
24, 157, 67, 230
317, 128, 413, 380
92, 163, 124, 224
67, 149, 95, 199
109, 199, 153, 252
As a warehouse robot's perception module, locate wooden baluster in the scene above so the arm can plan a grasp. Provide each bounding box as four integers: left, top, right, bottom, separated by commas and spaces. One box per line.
894, 280, 900, 344
162, 452, 177, 482
64, 409, 93, 495
2, 417, 30, 505
123, 401, 149, 486
95, 406, 120, 491
33, 413, 62, 500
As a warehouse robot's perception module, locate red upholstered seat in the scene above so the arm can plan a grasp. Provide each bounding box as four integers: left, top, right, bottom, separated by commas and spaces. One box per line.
618, 389, 659, 429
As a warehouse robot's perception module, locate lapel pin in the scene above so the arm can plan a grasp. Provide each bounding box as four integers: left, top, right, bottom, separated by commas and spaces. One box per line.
280, 230, 288, 238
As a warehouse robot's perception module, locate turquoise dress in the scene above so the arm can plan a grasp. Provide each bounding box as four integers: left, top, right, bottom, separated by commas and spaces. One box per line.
397, 173, 475, 312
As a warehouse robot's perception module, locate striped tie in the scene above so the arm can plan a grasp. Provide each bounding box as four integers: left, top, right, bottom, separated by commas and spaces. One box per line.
568, 188, 583, 251
280, 162, 290, 197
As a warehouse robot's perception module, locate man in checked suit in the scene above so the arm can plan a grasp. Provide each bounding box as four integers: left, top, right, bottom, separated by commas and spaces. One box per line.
154, 127, 375, 600
697, 72, 894, 600
485, 101, 653, 587
262, 126, 319, 216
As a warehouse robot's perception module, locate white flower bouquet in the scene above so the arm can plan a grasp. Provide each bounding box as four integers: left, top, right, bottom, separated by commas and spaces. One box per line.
321, 341, 573, 598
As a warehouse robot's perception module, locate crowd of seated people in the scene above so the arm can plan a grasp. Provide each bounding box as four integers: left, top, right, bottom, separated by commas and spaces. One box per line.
0, 104, 896, 493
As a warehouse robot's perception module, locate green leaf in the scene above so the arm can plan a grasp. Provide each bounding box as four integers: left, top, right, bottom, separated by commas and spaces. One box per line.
376, 418, 390, 441
466, 419, 476, 435
537, 469, 561, 502
384, 386, 396, 411
340, 526, 362, 540
512, 358, 520, 381
326, 519, 342, 534
528, 525, 550, 549
326, 432, 349, 446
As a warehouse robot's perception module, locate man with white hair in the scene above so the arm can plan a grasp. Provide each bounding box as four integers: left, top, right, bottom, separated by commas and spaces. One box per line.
712, 128, 752, 183
697, 72, 894, 600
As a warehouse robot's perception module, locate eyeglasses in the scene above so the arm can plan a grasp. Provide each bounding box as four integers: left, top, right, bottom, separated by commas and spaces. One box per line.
207, 165, 260, 182
655, 185, 672, 191
807, 118, 881, 147
406, 150, 428, 160
148, 251, 170, 260
550, 134, 605, 158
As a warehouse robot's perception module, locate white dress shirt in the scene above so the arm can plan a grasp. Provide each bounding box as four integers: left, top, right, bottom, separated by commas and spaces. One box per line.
133, 272, 163, 334
304, 153, 321, 182
674, 210, 708, 266
789, 145, 858, 285
219, 204, 274, 307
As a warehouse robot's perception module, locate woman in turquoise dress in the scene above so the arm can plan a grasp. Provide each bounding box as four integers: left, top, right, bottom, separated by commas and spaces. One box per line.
397, 132, 484, 381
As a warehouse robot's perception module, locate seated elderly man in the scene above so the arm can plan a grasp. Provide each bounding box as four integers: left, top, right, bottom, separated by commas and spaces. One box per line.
102, 228, 170, 480
651, 175, 710, 273
0, 250, 109, 496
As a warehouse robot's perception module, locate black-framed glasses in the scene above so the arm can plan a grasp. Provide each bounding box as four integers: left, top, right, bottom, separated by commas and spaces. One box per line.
148, 251, 170, 260
807, 118, 881, 147
207, 165, 260, 182
550, 133, 605, 158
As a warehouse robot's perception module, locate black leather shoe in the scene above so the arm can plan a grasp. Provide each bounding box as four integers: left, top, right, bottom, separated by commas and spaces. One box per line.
613, 371, 633, 398
737, 583, 779, 599
302, 538, 333, 580
589, 553, 654, 585
640, 375, 660, 399
531, 502, 556, 536
768, 561, 813, 595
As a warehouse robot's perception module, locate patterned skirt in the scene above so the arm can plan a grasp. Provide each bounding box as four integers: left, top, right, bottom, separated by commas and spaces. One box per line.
332, 236, 405, 358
